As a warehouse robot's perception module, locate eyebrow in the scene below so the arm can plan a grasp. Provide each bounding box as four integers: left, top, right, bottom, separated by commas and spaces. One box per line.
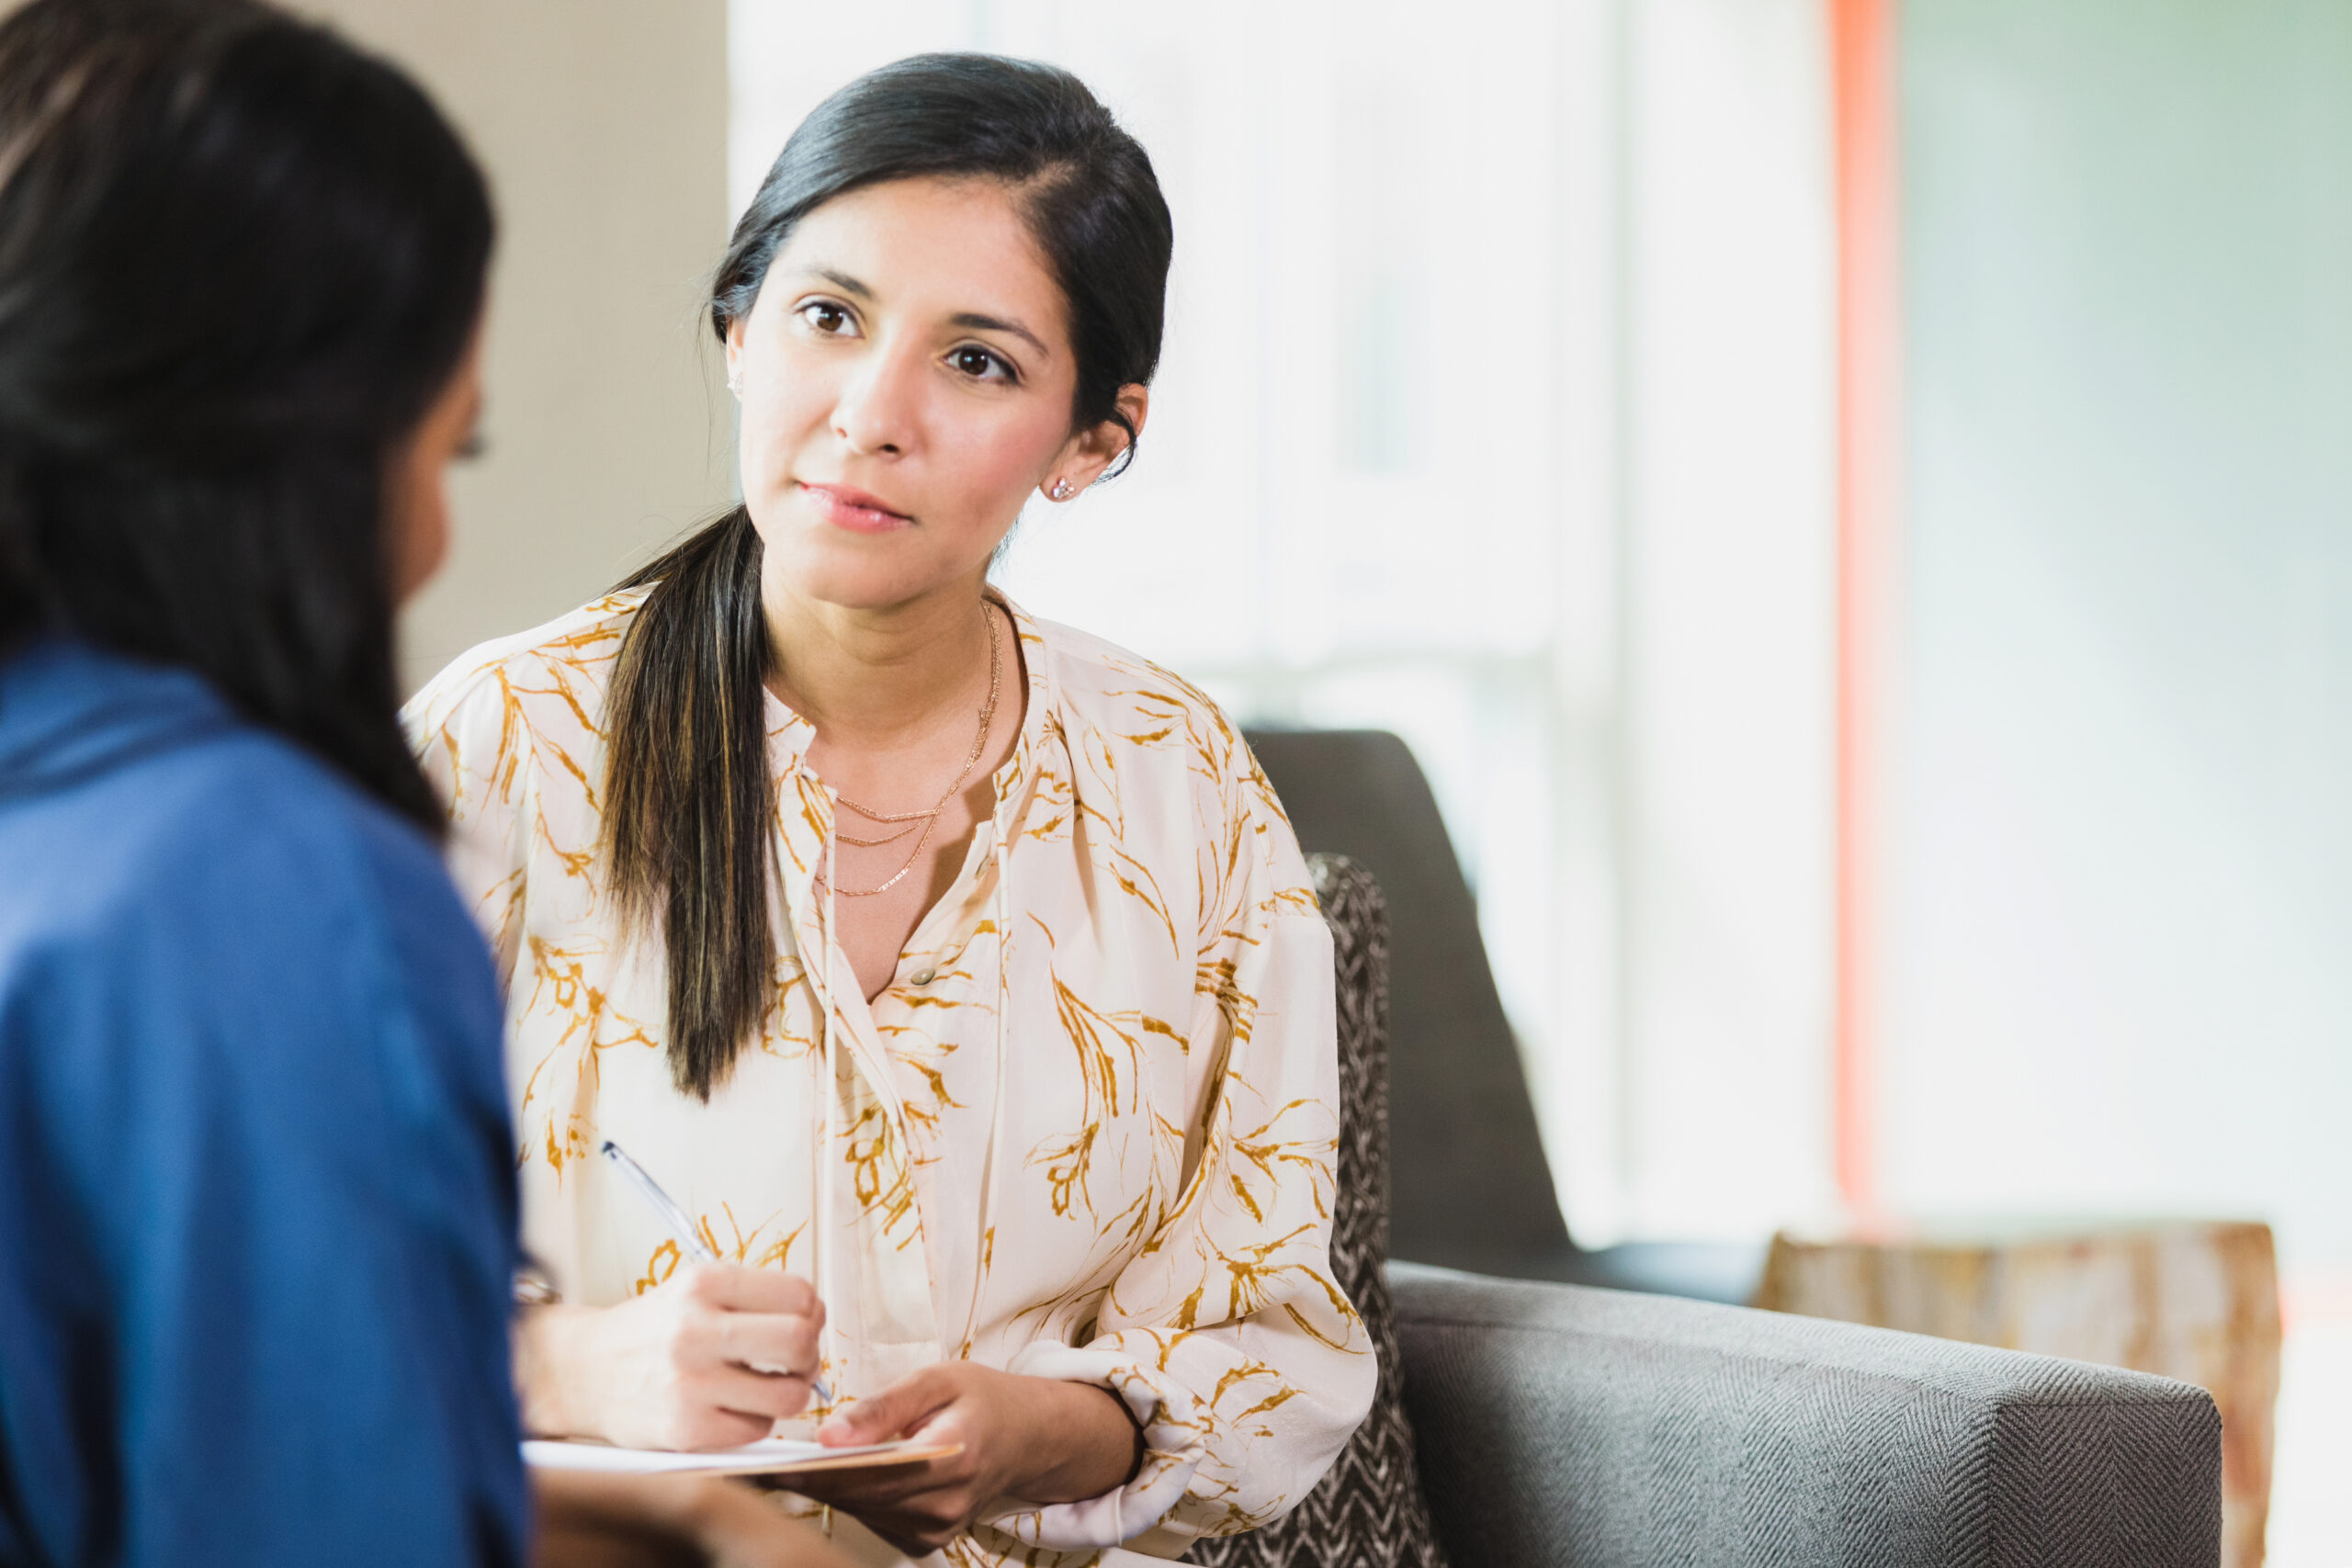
949, 311, 1050, 359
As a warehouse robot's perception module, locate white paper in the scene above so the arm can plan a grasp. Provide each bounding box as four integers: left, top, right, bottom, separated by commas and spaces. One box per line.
522, 1436, 918, 1474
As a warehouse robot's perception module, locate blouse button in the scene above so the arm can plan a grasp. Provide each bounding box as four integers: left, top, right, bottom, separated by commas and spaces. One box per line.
910, 966, 937, 987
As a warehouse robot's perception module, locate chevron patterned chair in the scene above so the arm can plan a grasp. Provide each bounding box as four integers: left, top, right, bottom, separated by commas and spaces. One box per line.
1193, 853, 2223, 1568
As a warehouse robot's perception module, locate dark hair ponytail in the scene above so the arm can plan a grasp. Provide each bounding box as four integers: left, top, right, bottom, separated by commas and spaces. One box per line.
605, 53, 1173, 1097
0, 0, 492, 831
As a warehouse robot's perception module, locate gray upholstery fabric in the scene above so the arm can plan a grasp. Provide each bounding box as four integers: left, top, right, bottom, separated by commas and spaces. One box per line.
1193, 855, 1447, 1568
1246, 728, 1761, 1303
1389, 1262, 2223, 1568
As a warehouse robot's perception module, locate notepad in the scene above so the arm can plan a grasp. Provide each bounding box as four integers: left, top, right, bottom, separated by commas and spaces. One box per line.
523, 1436, 958, 1477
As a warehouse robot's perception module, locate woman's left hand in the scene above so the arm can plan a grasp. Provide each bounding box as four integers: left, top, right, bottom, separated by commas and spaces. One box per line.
786, 1363, 1141, 1555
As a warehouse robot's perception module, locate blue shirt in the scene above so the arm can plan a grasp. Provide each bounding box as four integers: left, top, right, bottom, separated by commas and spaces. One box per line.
0, 643, 525, 1566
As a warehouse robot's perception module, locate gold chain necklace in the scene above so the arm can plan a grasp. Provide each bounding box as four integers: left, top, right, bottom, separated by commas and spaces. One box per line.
815, 607, 1003, 899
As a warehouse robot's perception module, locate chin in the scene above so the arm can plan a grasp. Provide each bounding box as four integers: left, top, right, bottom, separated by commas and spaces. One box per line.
761, 525, 971, 615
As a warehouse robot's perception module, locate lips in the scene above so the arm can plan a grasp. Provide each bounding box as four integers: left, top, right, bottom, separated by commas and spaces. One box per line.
797, 481, 913, 535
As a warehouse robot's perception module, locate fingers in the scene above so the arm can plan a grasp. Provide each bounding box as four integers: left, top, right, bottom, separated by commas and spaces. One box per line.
579, 1279, 826, 1453
787, 1449, 960, 1510
815, 1366, 955, 1446
679, 1262, 820, 1321
871, 1518, 959, 1559
796, 1379, 983, 1555
835, 1494, 976, 1558
715, 1306, 820, 1380
788, 1485, 967, 1558
658, 1398, 778, 1452
698, 1362, 814, 1426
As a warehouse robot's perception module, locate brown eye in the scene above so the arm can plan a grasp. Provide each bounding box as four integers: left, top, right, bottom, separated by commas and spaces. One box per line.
798, 301, 854, 335
952, 345, 1012, 383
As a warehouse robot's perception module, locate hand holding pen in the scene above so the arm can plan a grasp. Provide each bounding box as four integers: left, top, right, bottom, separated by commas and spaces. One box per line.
602, 1142, 832, 1410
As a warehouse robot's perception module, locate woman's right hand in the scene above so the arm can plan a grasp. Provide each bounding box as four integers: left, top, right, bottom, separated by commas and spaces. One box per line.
518, 1264, 825, 1450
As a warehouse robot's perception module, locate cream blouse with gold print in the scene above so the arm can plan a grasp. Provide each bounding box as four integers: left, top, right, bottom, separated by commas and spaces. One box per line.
404, 589, 1374, 1566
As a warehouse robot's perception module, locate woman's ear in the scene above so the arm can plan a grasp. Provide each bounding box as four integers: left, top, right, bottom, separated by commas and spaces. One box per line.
724, 316, 748, 396
1048, 384, 1151, 498
1110, 384, 1149, 451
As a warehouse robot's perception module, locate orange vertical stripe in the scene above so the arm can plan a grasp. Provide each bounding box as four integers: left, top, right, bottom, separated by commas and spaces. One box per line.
1831, 0, 1899, 1224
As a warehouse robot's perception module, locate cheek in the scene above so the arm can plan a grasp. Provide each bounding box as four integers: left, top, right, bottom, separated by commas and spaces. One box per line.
929, 405, 1070, 518
390, 475, 452, 604
740, 372, 828, 481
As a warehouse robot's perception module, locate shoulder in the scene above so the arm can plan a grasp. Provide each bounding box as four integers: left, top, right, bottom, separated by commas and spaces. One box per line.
1021, 610, 1310, 897
401, 589, 647, 814
1, 690, 509, 1174
1024, 610, 1250, 785
402, 589, 646, 748
5, 686, 483, 1043
83, 724, 450, 953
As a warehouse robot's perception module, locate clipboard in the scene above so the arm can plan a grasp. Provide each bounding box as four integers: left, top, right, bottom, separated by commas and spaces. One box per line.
523, 1436, 962, 1478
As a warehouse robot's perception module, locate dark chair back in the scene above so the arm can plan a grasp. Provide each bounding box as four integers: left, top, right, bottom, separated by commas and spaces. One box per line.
1244, 730, 1572, 1276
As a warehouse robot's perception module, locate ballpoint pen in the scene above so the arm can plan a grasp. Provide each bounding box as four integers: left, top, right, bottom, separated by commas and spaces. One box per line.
600, 1139, 832, 1403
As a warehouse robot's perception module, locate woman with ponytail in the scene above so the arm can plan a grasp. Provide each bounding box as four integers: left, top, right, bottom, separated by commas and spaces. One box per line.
407, 53, 1374, 1567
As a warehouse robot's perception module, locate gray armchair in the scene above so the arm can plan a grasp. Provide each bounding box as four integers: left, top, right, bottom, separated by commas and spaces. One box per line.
1393, 1263, 2222, 1566
1198, 852, 2222, 1568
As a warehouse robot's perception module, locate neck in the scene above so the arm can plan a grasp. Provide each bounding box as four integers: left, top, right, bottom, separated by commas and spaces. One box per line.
761, 570, 996, 749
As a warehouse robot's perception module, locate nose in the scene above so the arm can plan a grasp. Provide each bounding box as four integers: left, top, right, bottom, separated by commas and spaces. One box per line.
831, 340, 922, 458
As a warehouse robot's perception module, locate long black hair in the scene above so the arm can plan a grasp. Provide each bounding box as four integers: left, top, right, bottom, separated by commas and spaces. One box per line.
604, 53, 1173, 1097
0, 0, 493, 831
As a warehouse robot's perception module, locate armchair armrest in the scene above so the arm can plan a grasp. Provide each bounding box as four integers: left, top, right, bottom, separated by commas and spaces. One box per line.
1389, 1261, 2220, 1568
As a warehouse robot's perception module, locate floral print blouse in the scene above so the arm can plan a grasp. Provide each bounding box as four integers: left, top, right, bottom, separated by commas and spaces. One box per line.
404, 590, 1374, 1567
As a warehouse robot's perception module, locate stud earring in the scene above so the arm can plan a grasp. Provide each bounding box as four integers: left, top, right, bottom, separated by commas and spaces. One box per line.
1048, 478, 1075, 502
726, 370, 742, 396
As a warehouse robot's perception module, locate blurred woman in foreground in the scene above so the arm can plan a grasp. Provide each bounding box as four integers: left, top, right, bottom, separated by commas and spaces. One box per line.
0, 2, 838, 1562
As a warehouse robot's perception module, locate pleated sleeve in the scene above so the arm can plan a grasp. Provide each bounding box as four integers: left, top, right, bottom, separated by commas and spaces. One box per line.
992, 738, 1377, 1554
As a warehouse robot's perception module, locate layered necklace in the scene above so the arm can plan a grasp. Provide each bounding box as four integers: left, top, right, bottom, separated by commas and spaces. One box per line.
815, 606, 1003, 899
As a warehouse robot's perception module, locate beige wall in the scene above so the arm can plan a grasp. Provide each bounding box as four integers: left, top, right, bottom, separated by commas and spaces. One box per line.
294, 0, 736, 693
